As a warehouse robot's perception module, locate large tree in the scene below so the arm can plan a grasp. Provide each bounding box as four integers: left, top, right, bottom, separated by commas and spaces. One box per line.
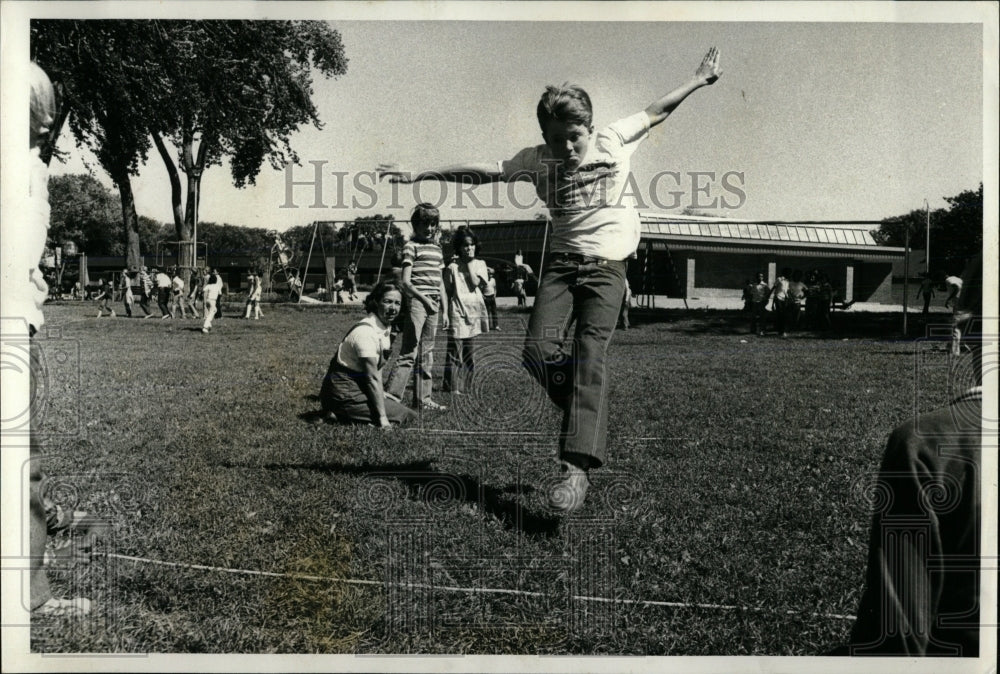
144, 21, 348, 277
32, 20, 159, 270
32, 20, 348, 278
872, 183, 983, 276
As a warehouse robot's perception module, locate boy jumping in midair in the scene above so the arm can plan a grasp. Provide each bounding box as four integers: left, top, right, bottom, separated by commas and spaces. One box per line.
379, 48, 722, 512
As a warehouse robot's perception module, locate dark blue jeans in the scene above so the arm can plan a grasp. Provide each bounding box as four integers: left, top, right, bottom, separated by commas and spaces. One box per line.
522, 255, 625, 468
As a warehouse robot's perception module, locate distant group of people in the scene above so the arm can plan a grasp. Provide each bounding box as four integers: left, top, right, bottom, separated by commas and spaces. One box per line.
95, 266, 229, 333
743, 267, 844, 337
915, 271, 965, 315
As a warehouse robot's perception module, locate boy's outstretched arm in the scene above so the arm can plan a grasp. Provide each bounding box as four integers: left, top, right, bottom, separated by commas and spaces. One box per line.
377, 163, 502, 185
644, 47, 722, 128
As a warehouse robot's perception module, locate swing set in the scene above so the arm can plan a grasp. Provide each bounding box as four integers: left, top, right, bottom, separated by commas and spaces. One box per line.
291, 218, 551, 303
294, 219, 399, 303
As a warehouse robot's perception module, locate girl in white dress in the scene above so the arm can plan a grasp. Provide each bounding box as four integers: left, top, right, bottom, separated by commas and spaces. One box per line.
443, 227, 489, 394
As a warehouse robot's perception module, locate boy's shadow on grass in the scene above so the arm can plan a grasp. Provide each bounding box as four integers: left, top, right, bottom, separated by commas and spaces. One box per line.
258, 458, 561, 538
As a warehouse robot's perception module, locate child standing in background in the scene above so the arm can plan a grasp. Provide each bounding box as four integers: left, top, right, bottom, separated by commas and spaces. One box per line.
244, 273, 256, 319
443, 226, 489, 395
94, 277, 115, 318
383, 203, 450, 411
201, 269, 224, 333
483, 267, 498, 331
120, 268, 134, 317
250, 273, 263, 319
512, 276, 527, 308
187, 271, 203, 319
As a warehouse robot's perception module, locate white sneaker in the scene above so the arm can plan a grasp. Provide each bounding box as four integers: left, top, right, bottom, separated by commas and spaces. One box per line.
548, 461, 589, 513
419, 399, 447, 412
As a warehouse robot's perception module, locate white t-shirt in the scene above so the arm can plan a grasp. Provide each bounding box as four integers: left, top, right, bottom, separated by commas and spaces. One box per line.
337, 314, 391, 373
203, 275, 224, 301
500, 111, 650, 260
772, 277, 790, 302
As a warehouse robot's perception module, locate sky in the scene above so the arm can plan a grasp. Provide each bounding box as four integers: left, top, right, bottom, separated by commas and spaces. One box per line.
27, 8, 994, 234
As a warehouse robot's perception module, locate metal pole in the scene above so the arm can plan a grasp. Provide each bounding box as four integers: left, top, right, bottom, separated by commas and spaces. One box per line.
902, 226, 909, 335
375, 218, 394, 283
194, 181, 198, 271
923, 198, 930, 276
300, 221, 319, 304
191, 165, 201, 273
537, 219, 550, 281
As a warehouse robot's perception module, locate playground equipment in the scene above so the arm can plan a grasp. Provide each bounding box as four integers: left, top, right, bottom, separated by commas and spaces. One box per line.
155, 240, 208, 272
266, 230, 300, 298
297, 220, 398, 303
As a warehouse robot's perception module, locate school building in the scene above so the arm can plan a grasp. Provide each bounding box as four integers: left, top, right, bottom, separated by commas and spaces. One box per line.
629, 213, 905, 304
80, 214, 906, 302
456, 214, 906, 304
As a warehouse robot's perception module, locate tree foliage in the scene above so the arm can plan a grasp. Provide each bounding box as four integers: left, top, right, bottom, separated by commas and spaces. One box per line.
347, 214, 404, 249
149, 21, 349, 188
195, 222, 271, 256
872, 183, 983, 276
48, 174, 125, 256
31, 20, 349, 275
31, 20, 158, 269
143, 19, 348, 272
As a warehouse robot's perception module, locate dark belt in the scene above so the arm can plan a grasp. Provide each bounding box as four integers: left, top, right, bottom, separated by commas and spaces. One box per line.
549, 252, 614, 266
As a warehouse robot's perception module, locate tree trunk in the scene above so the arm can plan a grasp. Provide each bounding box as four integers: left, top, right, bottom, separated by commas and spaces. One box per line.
151, 131, 191, 280
111, 167, 143, 270
179, 174, 198, 272
180, 131, 211, 279
151, 131, 186, 235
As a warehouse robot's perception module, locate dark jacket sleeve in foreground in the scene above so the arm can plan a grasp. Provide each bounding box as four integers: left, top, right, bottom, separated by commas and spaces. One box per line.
849, 399, 981, 657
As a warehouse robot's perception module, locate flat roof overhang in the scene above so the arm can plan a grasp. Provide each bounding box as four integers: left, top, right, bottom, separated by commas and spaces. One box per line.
640, 233, 906, 262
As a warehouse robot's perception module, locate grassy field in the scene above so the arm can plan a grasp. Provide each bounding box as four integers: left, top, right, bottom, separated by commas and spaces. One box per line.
27, 301, 955, 655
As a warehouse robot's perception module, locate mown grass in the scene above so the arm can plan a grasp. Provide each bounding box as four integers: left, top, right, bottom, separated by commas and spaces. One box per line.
29, 302, 954, 654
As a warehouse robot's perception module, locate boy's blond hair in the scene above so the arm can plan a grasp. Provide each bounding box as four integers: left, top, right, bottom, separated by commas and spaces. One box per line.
536, 83, 593, 132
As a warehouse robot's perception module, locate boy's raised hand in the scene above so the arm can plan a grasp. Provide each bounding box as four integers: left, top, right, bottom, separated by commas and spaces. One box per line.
377, 163, 413, 184
695, 47, 722, 85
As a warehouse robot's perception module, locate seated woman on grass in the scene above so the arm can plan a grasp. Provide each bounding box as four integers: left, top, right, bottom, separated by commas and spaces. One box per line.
319, 281, 417, 428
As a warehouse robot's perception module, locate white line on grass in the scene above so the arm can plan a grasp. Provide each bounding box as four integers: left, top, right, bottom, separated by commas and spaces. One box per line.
101, 552, 856, 621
